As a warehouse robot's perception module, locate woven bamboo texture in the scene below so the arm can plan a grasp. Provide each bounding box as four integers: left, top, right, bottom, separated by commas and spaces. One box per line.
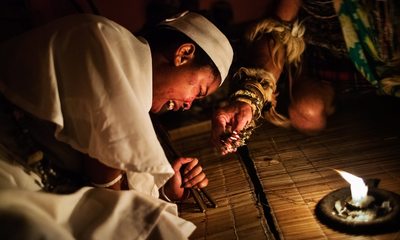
245, 95, 400, 239
171, 94, 400, 239
171, 127, 274, 240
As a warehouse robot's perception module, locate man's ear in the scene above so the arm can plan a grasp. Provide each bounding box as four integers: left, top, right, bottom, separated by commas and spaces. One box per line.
174, 43, 195, 66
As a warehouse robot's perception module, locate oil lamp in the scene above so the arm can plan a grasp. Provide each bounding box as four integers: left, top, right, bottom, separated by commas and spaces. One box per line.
316, 169, 400, 234
334, 169, 375, 210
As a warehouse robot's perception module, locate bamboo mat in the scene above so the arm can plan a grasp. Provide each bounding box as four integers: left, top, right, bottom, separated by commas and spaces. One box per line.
246, 94, 400, 239
171, 126, 275, 240
170, 94, 400, 239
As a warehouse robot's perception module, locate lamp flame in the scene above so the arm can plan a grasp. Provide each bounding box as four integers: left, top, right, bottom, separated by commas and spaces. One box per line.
335, 169, 369, 207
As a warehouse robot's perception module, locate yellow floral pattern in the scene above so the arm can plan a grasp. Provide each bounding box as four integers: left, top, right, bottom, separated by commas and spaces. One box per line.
335, 0, 400, 96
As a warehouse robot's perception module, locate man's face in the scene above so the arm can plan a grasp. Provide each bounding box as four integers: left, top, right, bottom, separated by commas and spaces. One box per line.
151, 65, 220, 113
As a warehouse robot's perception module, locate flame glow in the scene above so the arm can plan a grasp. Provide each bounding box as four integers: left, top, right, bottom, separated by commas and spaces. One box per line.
335, 169, 368, 205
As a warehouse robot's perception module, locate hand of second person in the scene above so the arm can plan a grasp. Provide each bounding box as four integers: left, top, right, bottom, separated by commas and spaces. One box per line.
211, 101, 253, 155
163, 157, 209, 201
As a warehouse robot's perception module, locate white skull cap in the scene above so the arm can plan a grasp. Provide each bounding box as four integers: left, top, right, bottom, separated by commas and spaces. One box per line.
160, 11, 233, 86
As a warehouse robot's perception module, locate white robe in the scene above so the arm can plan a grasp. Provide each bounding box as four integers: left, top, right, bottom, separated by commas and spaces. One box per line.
0, 158, 194, 240
0, 14, 195, 239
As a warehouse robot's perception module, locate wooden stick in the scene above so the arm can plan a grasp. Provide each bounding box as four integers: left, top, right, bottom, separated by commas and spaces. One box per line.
200, 188, 218, 208
191, 188, 206, 213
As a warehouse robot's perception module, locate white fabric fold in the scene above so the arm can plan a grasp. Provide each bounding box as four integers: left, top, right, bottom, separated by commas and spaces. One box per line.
0, 14, 195, 239
0, 14, 174, 191
0, 158, 195, 239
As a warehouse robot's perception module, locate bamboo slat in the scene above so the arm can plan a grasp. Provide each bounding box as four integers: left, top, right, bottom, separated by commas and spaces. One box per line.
170, 94, 400, 239
247, 95, 400, 239
172, 122, 274, 240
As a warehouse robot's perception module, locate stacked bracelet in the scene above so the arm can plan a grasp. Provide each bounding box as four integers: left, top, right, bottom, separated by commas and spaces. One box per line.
231, 67, 277, 121
232, 89, 263, 118
91, 173, 123, 188
232, 17, 306, 129
231, 67, 290, 128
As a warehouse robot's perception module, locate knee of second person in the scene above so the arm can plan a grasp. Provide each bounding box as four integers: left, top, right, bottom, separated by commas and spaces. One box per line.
288, 101, 327, 134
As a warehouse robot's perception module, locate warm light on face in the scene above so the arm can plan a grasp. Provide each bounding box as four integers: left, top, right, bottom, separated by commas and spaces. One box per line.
335, 169, 368, 205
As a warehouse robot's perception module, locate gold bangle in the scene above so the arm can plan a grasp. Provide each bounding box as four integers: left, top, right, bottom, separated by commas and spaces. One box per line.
231, 86, 264, 120
232, 67, 282, 121
233, 89, 259, 100
243, 81, 267, 102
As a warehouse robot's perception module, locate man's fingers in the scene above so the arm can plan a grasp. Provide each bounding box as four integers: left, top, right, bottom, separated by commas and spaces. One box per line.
183, 172, 208, 188
183, 164, 202, 180
233, 103, 253, 131
172, 157, 195, 172
182, 158, 199, 174
211, 114, 228, 144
